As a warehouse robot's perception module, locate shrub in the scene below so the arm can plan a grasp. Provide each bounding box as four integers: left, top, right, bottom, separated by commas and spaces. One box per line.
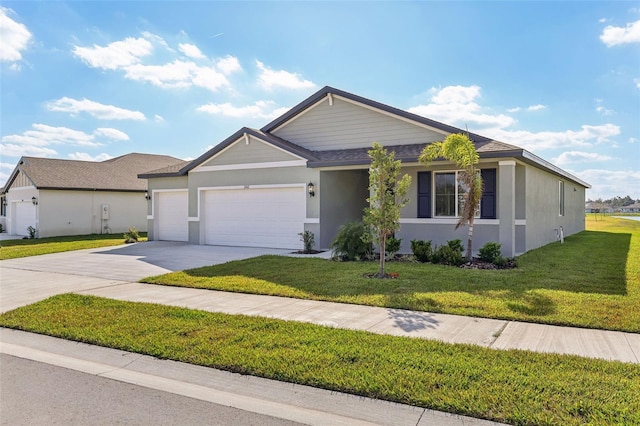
123, 227, 140, 244
385, 237, 402, 260
478, 241, 502, 263
0, 223, 4, 233
27, 226, 37, 239
331, 221, 372, 261
434, 239, 464, 266
298, 230, 315, 253
410, 239, 432, 263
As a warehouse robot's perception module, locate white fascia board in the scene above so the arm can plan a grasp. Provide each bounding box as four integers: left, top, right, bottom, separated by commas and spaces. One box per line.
400, 218, 500, 225
192, 160, 307, 173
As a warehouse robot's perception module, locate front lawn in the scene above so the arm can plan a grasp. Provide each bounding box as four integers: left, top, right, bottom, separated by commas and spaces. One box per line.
143, 216, 640, 332
1, 294, 637, 426
0, 233, 147, 260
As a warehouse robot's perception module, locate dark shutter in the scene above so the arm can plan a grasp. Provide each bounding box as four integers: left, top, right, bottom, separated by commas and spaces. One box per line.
480, 168, 496, 219
417, 171, 431, 218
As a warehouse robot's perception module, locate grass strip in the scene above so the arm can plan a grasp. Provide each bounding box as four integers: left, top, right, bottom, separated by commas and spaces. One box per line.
0, 233, 147, 260
142, 216, 640, 332
1, 294, 638, 426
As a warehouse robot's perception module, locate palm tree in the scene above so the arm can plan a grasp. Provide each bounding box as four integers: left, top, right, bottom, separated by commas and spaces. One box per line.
419, 133, 483, 262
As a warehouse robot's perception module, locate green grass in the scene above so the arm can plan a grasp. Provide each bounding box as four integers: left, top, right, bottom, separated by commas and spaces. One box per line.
1, 293, 638, 426
143, 216, 640, 332
0, 233, 147, 260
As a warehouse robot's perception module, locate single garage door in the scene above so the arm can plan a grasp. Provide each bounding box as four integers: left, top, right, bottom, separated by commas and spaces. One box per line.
203, 186, 305, 249
15, 202, 36, 236
157, 191, 188, 242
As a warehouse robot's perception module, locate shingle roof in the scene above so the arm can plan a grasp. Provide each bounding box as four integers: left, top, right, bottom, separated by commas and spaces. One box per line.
4, 153, 184, 192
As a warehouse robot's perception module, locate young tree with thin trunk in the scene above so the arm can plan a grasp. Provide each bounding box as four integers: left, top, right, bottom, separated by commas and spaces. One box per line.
419, 133, 482, 262
363, 142, 412, 278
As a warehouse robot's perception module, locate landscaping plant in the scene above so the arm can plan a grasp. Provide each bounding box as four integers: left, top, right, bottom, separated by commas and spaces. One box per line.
478, 241, 503, 264
298, 230, 315, 253
363, 142, 411, 277
123, 227, 140, 244
410, 239, 433, 262
330, 221, 372, 261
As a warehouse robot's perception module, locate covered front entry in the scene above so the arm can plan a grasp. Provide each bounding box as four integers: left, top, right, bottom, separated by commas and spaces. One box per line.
202, 185, 305, 249
156, 191, 188, 242
14, 202, 36, 236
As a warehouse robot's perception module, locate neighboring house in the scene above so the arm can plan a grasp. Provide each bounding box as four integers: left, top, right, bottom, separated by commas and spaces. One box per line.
585, 202, 613, 214
620, 203, 640, 213
2, 153, 185, 238
139, 86, 589, 257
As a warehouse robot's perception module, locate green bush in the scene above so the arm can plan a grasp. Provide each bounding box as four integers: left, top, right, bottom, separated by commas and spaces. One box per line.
410, 239, 432, 262
478, 241, 502, 263
434, 239, 464, 266
123, 227, 140, 244
0, 223, 4, 233
385, 237, 402, 259
27, 226, 37, 239
298, 230, 315, 253
331, 221, 372, 261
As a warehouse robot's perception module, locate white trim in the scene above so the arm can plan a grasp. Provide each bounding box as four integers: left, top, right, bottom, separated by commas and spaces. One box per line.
515, 219, 526, 226
147, 215, 153, 220
248, 183, 306, 190
150, 188, 188, 220
305, 218, 319, 224
400, 218, 499, 225
188, 217, 200, 222
7, 185, 36, 192
192, 160, 306, 173
499, 160, 516, 166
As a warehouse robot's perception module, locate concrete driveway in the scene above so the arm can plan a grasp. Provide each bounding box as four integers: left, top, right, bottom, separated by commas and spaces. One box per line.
0, 241, 299, 313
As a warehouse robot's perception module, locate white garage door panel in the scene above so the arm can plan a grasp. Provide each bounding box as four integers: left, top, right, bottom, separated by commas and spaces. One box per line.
15, 202, 36, 236
157, 191, 188, 242
204, 187, 305, 249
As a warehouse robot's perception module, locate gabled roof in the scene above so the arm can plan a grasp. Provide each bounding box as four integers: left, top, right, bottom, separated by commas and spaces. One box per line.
261, 86, 493, 143
139, 127, 319, 178
3, 153, 184, 193
137, 86, 590, 188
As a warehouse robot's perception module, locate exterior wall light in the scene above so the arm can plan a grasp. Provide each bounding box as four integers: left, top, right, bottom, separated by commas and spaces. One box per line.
31, 196, 38, 206
145, 191, 151, 201
307, 182, 315, 197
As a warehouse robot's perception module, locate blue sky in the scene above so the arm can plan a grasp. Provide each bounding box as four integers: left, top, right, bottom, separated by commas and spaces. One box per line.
1, 1, 639, 200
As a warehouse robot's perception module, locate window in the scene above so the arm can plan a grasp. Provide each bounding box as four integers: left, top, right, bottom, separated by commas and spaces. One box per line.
418, 169, 496, 219
559, 180, 565, 216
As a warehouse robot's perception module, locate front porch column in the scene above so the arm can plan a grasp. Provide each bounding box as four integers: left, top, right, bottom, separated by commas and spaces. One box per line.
498, 160, 516, 257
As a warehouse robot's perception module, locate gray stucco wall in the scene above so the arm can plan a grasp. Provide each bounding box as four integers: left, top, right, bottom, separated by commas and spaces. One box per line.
319, 169, 369, 248
524, 165, 586, 251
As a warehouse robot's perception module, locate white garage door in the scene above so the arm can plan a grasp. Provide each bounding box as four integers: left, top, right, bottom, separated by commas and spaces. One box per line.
15, 202, 36, 236
203, 186, 305, 249
157, 191, 188, 242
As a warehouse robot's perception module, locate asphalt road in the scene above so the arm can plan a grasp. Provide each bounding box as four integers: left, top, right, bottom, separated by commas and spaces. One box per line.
0, 354, 303, 426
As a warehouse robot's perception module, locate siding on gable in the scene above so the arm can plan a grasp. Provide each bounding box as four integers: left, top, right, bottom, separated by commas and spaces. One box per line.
9, 170, 35, 189
272, 97, 446, 151
201, 136, 300, 167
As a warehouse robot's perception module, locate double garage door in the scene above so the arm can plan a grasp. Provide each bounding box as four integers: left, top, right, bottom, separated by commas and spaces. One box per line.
202, 186, 305, 249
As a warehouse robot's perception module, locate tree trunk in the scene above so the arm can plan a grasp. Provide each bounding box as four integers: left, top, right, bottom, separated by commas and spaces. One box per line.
466, 217, 475, 262
379, 233, 386, 278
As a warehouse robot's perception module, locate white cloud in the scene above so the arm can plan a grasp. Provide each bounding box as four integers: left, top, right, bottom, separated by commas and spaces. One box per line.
629, 137, 639, 144
635, 78, 640, 89
486, 124, 621, 151
73, 37, 153, 70
578, 168, 640, 199
507, 107, 521, 113
256, 60, 316, 90
600, 19, 640, 46
141, 31, 171, 50
409, 85, 621, 152
527, 104, 547, 111
0, 124, 130, 159
0, 143, 57, 158
123, 60, 229, 92
154, 114, 164, 122
596, 105, 615, 116
94, 127, 129, 141
552, 151, 613, 166
197, 100, 289, 119
46, 97, 146, 120
178, 43, 205, 59
408, 85, 516, 129
217, 55, 241, 74
0, 7, 32, 62
68, 152, 113, 161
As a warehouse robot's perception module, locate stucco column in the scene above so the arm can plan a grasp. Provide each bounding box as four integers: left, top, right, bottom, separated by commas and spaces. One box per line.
498, 160, 516, 257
